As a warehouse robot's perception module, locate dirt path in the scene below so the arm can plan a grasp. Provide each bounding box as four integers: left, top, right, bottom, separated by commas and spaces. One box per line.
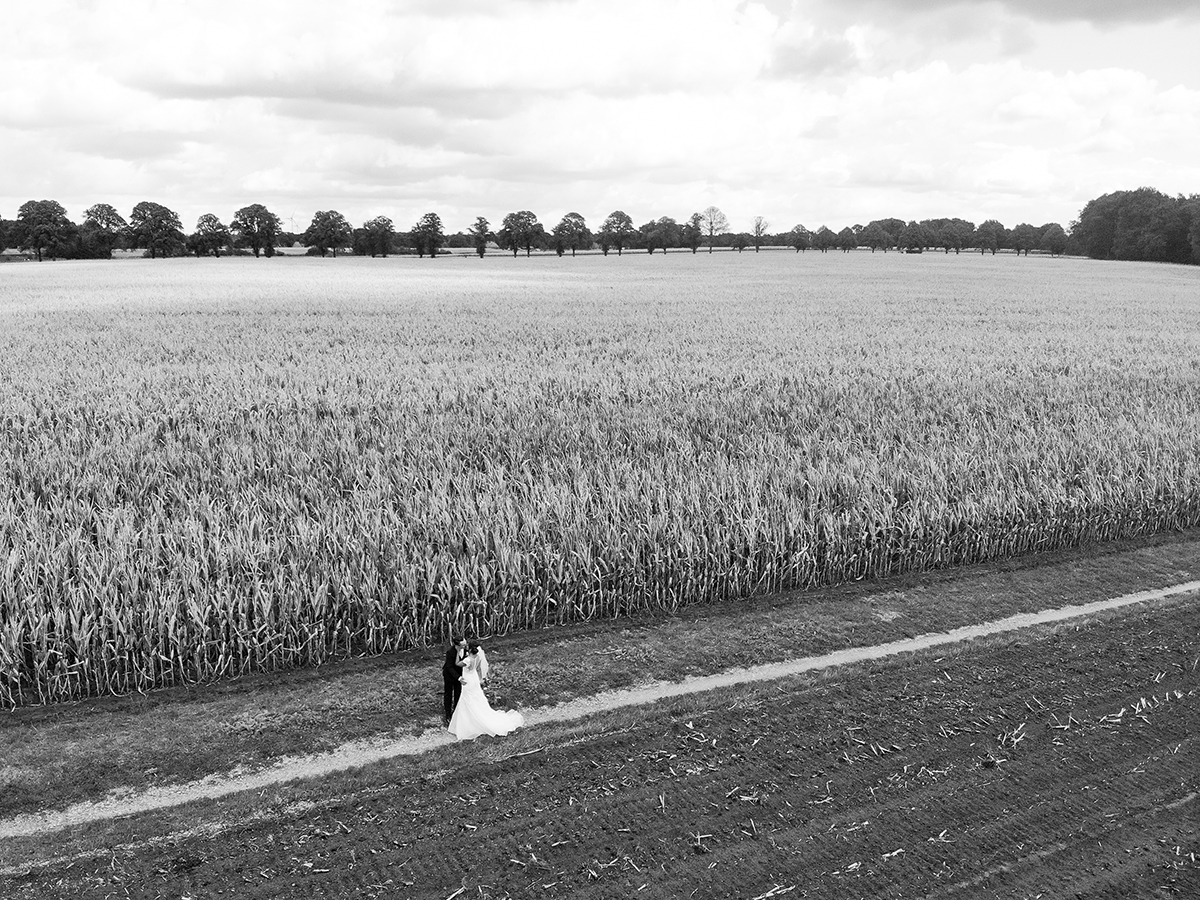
2, 578, 1197, 842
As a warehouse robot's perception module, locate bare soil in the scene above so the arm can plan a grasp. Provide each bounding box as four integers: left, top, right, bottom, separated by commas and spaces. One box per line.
2, 578, 1193, 842
3, 529, 1200, 824
2, 594, 1197, 898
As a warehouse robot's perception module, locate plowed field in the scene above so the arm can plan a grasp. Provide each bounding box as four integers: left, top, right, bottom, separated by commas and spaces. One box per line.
6, 599, 1197, 899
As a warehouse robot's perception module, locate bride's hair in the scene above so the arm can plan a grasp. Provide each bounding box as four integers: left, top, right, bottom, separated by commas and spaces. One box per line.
474, 645, 489, 680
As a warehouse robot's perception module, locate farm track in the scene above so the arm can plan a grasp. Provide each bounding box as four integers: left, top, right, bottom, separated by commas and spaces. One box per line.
1, 579, 1196, 843
2, 588, 1197, 898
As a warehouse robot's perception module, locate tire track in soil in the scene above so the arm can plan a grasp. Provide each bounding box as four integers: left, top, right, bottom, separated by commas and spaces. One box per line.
6, 595, 1197, 899
1, 579, 1197, 842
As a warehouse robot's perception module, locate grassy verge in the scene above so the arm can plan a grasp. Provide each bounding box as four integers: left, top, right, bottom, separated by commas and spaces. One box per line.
3, 529, 1199, 819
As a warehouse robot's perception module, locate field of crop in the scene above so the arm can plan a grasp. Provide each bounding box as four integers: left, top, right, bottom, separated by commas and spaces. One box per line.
2, 251, 1199, 706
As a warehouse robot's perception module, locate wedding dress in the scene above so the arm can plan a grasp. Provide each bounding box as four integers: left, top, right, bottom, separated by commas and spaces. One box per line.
447, 649, 524, 740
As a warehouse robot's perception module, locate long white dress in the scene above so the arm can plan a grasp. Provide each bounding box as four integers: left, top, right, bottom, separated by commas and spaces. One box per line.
447, 652, 524, 741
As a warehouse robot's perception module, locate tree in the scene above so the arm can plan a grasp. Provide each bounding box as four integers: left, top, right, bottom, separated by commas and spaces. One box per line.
812, 225, 836, 253
975, 219, 1006, 255
860, 222, 890, 252
731, 232, 750, 252
302, 210, 351, 257
361, 216, 395, 257
898, 221, 934, 252
16, 200, 75, 261
1039, 223, 1068, 256
1010, 222, 1038, 256
187, 213, 232, 257
599, 210, 636, 256
230, 203, 282, 257
469, 216, 492, 257
938, 218, 974, 254
80, 203, 127, 259
836, 226, 857, 252
750, 216, 769, 252
862, 220, 898, 252
1110, 188, 1193, 263
700, 206, 729, 253
681, 213, 704, 253
1069, 193, 1122, 260
127, 201, 185, 259
1189, 197, 1200, 264
552, 212, 591, 257
411, 212, 446, 259
497, 210, 545, 257
638, 216, 679, 254
789, 224, 811, 252
868, 218, 904, 251
83, 203, 125, 233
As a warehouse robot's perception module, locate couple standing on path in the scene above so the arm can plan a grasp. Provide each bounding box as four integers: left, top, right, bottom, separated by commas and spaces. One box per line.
442, 635, 525, 741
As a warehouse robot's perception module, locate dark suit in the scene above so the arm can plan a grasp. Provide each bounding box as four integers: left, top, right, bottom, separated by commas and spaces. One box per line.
443, 646, 464, 720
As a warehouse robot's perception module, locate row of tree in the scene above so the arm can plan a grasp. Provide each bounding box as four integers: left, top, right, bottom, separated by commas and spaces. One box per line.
0, 201, 285, 262
1069, 187, 1200, 266
2, 190, 1197, 264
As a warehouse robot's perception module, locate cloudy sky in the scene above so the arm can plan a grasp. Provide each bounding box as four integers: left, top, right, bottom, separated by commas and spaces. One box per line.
2, 0, 1197, 236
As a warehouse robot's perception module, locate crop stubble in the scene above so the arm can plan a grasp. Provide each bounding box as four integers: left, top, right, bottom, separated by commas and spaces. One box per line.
2, 253, 1199, 705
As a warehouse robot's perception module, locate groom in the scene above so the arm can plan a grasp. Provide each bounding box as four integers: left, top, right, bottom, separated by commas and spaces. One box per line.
442, 634, 467, 724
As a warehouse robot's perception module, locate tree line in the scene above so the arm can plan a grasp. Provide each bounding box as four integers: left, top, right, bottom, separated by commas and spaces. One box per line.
1, 188, 1197, 264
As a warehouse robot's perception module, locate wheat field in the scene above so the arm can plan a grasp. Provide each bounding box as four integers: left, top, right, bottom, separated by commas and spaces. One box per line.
2, 251, 1198, 706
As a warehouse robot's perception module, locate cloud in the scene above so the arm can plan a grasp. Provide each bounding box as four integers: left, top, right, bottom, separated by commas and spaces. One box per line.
1, 0, 1198, 237
109, 0, 776, 106
768, 28, 861, 78
843, 0, 1200, 25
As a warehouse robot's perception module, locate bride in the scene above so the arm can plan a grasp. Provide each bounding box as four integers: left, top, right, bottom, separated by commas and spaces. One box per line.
447, 640, 524, 741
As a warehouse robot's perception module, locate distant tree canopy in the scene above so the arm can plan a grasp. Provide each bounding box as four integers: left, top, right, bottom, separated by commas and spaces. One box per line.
858, 222, 887, 252
752, 217, 770, 252
498, 210, 545, 257
551, 212, 591, 257
638, 216, 679, 254
80, 203, 127, 259
186, 213, 231, 257
356, 216, 396, 257
975, 219, 1006, 255
302, 210, 351, 257
1070, 187, 1198, 264
812, 225, 836, 253
83, 203, 126, 232
411, 212, 446, 258
1009, 223, 1039, 256
598, 210, 636, 256
1040, 223, 1068, 256
682, 213, 704, 253
230, 203, 282, 257
15, 199, 75, 261
4, 186, 1198, 266
128, 201, 185, 259
700, 206, 729, 253
468, 216, 492, 257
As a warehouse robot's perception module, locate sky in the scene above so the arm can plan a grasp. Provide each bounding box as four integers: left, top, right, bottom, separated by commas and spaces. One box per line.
1, 0, 1198, 236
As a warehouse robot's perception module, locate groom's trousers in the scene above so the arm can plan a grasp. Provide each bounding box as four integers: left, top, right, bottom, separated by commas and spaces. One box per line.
443, 669, 462, 720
